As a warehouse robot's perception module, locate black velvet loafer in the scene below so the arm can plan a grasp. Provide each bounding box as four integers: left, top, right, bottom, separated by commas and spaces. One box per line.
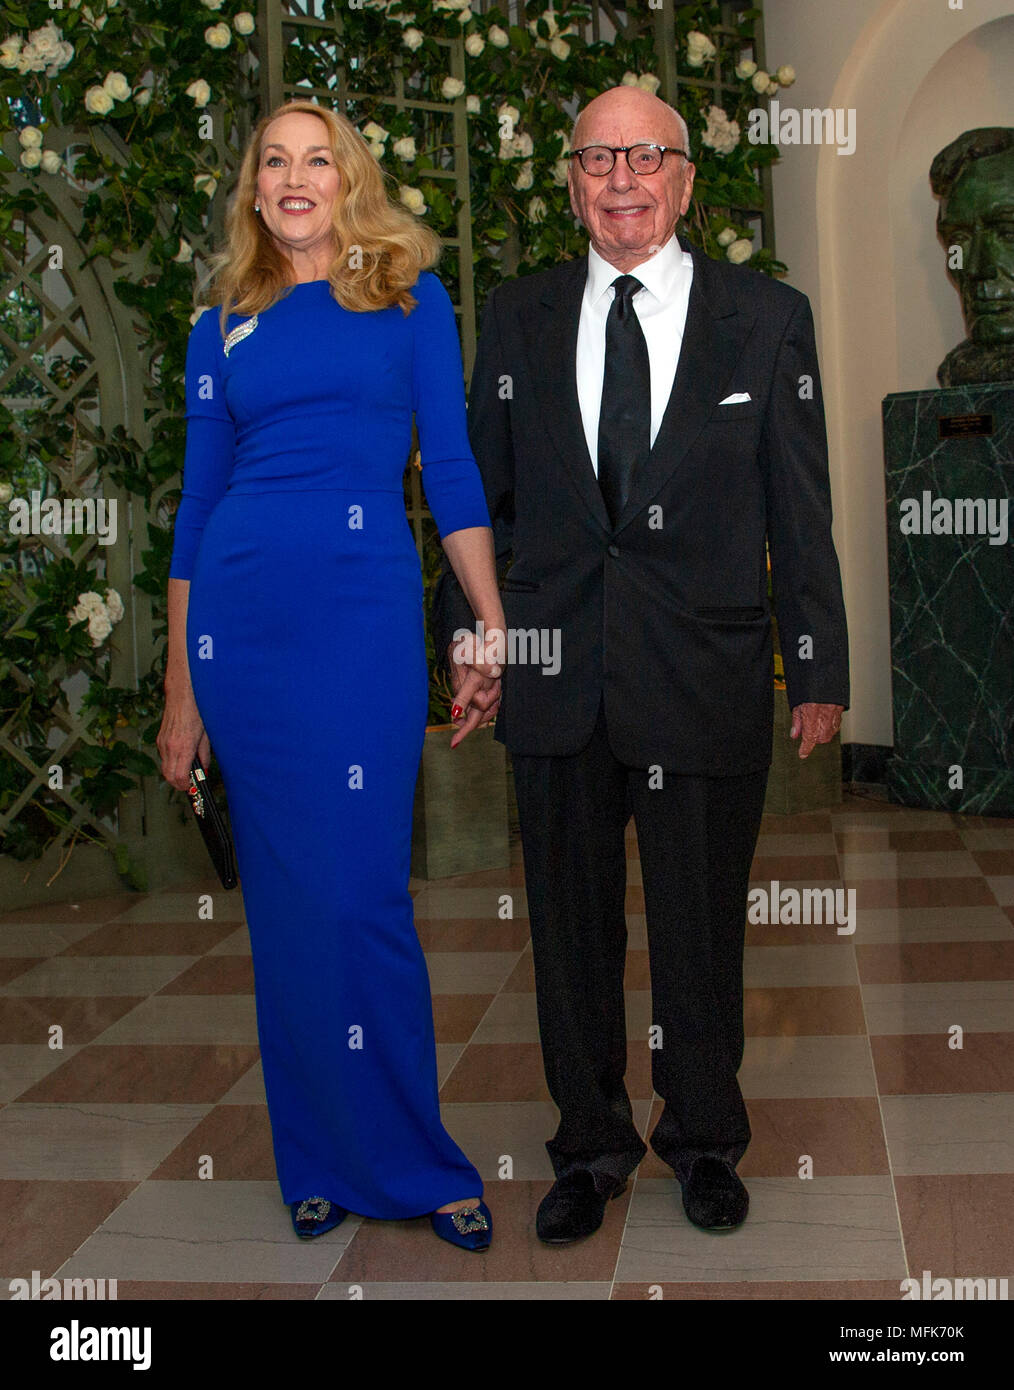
536, 1170, 627, 1244
679, 1157, 749, 1230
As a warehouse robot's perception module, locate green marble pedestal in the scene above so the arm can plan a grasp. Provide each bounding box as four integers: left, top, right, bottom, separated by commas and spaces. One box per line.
882, 384, 1013, 814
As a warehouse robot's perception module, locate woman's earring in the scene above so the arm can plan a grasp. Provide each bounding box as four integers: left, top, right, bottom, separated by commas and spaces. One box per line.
254, 199, 260, 213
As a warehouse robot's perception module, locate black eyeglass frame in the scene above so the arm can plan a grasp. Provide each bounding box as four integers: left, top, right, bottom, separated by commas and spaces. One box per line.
569, 143, 690, 176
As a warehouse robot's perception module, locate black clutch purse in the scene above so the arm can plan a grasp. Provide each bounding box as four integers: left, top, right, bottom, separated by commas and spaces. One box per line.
186, 761, 238, 889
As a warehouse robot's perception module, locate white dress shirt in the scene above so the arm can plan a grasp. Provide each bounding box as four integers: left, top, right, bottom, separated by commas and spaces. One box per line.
575, 233, 694, 475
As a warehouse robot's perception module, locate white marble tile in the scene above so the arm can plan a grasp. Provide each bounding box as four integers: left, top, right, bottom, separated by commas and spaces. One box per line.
0, 1044, 83, 1103
55, 1181, 358, 1283
881, 1094, 1014, 1175
861, 980, 1014, 1034
739, 1036, 877, 1098
846, 906, 1013, 943
95, 995, 259, 1045
0, 1103, 210, 1179
743, 945, 860, 988
616, 1177, 905, 1282
106, 892, 247, 924
422, 952, 523, 995
0, 923, 102, 956
0, 956, 198, 996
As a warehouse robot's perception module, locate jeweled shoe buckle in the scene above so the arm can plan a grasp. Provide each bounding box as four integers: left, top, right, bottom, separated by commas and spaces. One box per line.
451, 1205, 489, 1235
296, 1197, 331, 1223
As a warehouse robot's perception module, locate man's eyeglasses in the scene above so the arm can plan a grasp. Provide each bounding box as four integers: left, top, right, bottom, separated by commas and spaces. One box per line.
570, 144, 689, 176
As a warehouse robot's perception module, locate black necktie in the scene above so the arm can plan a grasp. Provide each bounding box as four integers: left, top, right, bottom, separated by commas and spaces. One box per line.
597, 274, 650, 528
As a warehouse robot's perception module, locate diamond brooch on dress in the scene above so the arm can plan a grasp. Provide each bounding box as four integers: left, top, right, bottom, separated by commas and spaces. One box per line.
450, 1205, 489, 1235
295, 1197, 332, 1223
223, 314, 258, 357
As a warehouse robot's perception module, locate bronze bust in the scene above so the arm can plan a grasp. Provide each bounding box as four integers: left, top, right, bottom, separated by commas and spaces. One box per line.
931, 128, 1014, 387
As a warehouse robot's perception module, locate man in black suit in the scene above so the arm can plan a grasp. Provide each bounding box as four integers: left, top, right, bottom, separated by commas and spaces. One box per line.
433, 86, 849, 1243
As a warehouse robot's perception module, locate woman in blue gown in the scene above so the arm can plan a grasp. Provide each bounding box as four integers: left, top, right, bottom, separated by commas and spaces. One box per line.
157, 101, 505, 1250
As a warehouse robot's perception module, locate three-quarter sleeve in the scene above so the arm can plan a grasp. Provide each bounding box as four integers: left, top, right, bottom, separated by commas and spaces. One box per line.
410, 273, 491, 540
168, 308, 236, 580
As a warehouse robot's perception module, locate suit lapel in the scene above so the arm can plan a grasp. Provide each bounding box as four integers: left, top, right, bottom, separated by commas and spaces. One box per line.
613, 237, 753, 534
521, 258, 612, 535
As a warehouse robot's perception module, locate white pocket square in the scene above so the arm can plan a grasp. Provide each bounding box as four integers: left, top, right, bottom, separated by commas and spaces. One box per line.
719, 392, 752, 405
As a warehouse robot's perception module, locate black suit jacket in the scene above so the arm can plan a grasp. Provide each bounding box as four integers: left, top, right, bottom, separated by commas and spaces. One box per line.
432, 235, 849, 775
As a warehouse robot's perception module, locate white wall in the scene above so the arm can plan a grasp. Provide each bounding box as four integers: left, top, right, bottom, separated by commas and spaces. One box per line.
763, 0, 1013, 748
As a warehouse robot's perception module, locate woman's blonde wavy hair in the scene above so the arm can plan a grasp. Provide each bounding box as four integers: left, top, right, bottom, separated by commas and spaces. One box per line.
203, 100, 441, 336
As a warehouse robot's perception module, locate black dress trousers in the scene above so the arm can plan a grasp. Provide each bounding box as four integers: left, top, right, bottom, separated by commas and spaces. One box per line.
511, 695, 769, 1186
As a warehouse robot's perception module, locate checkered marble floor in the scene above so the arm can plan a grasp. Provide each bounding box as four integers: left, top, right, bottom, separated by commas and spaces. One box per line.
1, 791, 1011, 1300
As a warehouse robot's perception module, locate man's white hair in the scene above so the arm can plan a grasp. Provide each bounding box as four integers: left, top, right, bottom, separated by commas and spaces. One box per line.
571, 101, 691, 161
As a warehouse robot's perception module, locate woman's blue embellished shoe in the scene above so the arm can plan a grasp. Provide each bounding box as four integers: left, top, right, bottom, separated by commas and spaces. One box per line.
429, 1199, 492, 1251
290, 1196, 348, 1239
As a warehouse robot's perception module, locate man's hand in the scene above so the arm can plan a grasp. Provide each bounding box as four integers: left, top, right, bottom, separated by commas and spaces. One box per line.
790, 703, 843, 759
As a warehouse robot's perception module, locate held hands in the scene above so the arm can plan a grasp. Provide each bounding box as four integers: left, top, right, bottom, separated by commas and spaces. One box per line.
790, 703, 844, 759
157, 687, 211, 791
447, 626, 505, 748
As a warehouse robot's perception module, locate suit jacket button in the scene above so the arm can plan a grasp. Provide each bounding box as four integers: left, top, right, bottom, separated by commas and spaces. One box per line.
608, 544, 620, 557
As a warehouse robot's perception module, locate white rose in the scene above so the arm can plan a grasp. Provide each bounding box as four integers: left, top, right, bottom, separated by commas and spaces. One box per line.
776, 64, 796, 86
77, 591, 107, 615
87, 611, 113, 646
0, 37, 22, 69
527, 196, 547, 223
751, 70, 770, 93
701, 104, 740, 156
402, 27, 424, 51
0, 482, 12, 504
466, 94, 480, 114
19, 149, 42, 169
516, 131, 533, 157
637, 74, 661, 94
549, 36, 569, 59
194, 172, 218, 197
186, 79, 211, 107
441, 76, 465, 99
399, 185, 426, 215
105, 589, 124, 622
204, 22, 231, 49
456, 8, 472, 24
392, 136, 416, 161
513, 160, 533, 191
716, 227, 737, 247
727, 238, 753, 264
686, 30, 716, 62
84, 85, 115, 116
497, 102, 519, 125
464, 33, 484, 57
200, 0, 225, 8
40, 149, 63, 174
764, 80, 778, 96
134, 87, 152, 107
488, 24, 508, 48
103, 71, 131, 101
736, 59, 757, 79
18, 126, 44, 149
173, 238, 194, 263
551, 158, 569, 187
367, 140, 385, 160
30, 21, 60, 58
621, 71, 638, 87
362, 120, 389, 142
234, 11, 255, 35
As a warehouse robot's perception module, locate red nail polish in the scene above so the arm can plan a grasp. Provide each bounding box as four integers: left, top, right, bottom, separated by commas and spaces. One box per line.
451, 705, 462, 720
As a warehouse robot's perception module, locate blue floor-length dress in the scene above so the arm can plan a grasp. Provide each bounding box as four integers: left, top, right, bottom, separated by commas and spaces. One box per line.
168, 272, 490, 1218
